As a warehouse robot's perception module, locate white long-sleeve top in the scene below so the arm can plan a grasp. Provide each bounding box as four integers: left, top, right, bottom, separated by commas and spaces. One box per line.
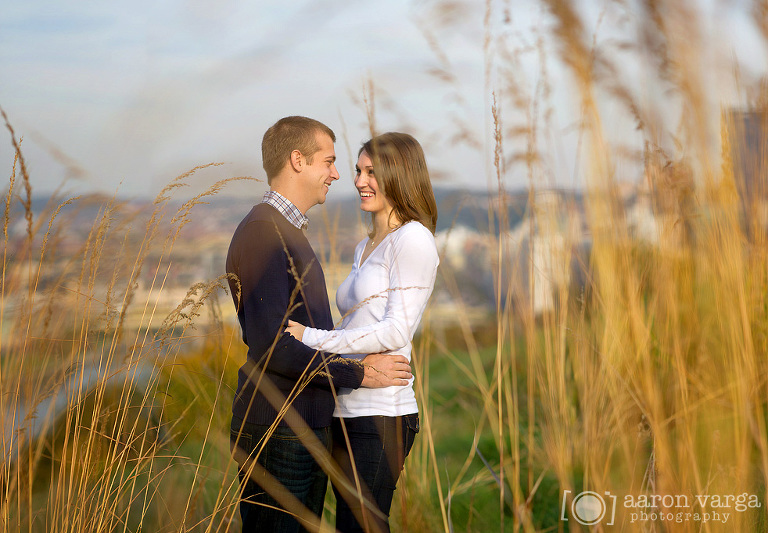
301, 220, 439, 417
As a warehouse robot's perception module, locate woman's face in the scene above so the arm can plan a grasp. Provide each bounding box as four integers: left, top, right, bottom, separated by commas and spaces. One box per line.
354, 150, 393, 217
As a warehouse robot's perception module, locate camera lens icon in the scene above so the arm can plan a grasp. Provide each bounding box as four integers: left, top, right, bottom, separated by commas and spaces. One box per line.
573, 491, 607, 524
561, 490, 617, 526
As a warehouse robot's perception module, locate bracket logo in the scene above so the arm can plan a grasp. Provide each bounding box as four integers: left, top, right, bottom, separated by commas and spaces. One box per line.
561, 490, 618, 526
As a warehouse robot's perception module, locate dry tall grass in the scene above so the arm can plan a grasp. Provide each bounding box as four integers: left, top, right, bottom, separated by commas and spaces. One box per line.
0, 110, 253, 530
400, 0, 768, 531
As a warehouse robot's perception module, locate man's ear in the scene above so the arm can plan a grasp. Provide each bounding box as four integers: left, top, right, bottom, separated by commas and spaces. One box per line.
289, 149, 303, 172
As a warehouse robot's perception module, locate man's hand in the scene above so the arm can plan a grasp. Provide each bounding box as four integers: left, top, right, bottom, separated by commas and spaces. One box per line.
360, 353, 412, 388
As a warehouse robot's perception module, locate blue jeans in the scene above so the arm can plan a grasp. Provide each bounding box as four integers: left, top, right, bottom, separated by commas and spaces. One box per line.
230, 416, 331, 533
331, 414, 419, 533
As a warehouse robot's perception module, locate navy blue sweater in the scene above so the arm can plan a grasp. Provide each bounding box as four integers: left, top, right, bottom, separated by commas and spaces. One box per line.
226, 203, 364, 427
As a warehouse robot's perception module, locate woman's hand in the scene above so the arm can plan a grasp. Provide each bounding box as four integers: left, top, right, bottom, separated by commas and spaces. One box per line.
285, 320, 306, 341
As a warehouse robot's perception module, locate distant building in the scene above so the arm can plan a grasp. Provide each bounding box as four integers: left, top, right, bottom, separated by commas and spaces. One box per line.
726, 110, 768, 238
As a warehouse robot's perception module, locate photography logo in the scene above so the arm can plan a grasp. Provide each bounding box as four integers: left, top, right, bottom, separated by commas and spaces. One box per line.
561, 490, 618, 526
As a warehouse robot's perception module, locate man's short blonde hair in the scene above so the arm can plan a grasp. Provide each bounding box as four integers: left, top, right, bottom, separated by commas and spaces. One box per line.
262, 116, 336, 183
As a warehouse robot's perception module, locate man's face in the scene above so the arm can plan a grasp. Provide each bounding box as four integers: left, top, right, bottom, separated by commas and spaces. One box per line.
298, 132, 339, 209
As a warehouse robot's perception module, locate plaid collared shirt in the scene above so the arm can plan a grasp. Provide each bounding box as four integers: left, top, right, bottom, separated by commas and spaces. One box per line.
262, 190, 309, 230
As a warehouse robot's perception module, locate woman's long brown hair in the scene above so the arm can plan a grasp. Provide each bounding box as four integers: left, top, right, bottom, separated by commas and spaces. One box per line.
361, 132, 438, 235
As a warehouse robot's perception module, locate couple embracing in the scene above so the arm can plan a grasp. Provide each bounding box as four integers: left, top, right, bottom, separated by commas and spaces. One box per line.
226, 116, 439, 532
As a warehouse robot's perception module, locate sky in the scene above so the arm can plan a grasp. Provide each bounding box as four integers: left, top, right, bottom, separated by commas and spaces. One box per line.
1, 0, 766, 200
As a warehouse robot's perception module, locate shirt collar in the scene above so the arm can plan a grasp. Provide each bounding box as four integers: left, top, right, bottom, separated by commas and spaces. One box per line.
261, 190, 309, 230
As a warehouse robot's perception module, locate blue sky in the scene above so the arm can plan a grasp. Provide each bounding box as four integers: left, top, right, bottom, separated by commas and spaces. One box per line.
1, 0, 766, 199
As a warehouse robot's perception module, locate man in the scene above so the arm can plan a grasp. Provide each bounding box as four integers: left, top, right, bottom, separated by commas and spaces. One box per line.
226, 116, 411, 532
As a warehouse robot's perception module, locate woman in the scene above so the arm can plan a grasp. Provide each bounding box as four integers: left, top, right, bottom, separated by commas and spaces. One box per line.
285, 132, 439, 532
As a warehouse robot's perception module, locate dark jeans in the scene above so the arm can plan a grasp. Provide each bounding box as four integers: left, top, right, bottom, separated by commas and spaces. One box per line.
230, 416, 332, 533
331, 414, 419, 533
